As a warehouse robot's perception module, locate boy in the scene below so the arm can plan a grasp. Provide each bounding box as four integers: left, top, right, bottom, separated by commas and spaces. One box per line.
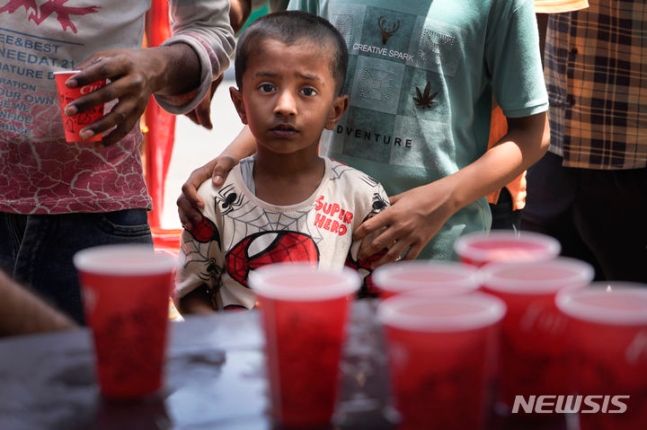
176, 11, 389, 313
177, 0, 550, 268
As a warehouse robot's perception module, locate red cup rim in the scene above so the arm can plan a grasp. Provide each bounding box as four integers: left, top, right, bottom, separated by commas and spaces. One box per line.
480, 257, 595, 294
453, 231, 561, 264
53, 69, 80, 75
73, 244, 176, 275
377, 292, 506, 332
556, 282, 647, 325
249, 263, 361, 301
372, 260, 480, 295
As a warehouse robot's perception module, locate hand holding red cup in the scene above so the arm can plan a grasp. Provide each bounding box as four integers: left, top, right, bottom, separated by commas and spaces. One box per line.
54, 70, 105, 143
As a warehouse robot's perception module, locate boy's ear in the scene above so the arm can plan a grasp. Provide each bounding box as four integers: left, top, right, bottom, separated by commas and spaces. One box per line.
324, 94, 349, 130
229, 86, 248, 125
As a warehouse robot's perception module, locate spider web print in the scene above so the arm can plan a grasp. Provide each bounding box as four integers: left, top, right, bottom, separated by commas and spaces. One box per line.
218, 191, 324, 251
329, 161, 382, 190
328, 161, 357, 182
182, 238, 223, 285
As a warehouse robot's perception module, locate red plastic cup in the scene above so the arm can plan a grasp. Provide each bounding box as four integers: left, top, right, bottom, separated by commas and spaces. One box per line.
372, 260, 480, 299
73, 244, 176, 400
378, 292, 506, 430
249, 263, 361, 429
454, 231, 561, 268
480, 258, 594, 411
556, 283, 647, 430
54, 70, 105, 143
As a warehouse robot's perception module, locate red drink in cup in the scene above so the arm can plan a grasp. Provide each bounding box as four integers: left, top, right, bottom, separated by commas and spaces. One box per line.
372, 260, 480, 299
378, 292, 506, 430
556, 283, 647, 430
480, 258, 594, 414
54, 70, 105, 143
73, 244, 176, 400
249, 264, 361, 429
454, 231, 561, 268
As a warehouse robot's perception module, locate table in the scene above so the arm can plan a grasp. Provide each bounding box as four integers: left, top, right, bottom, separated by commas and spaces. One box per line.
0, 301, 396, 430
0, 301, 572, 430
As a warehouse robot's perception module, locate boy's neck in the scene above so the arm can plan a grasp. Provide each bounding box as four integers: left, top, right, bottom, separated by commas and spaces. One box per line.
252, 151, 325, 206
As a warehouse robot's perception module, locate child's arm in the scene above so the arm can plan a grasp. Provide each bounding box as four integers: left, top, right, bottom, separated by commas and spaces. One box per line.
178, 126, 256, 230
355, 112, 549, 267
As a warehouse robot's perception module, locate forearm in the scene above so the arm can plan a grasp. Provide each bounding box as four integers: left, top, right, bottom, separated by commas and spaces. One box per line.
0, 272, 77, 337
222, 126, 258, 161
148, 44, 202, 97
435, 112, 549, 212
157, 0, 236, 113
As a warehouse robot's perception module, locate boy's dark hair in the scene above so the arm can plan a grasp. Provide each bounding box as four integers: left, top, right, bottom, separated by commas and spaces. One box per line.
234, 10, 348, 95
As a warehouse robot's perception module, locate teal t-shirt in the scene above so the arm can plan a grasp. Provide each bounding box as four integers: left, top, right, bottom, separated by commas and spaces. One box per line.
289, 0, 548, 260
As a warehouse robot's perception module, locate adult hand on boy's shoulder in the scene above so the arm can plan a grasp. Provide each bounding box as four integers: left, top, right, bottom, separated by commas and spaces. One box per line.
177, 154, 239, 230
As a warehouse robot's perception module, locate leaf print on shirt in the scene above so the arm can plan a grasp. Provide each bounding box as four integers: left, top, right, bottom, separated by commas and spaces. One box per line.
413, 81, 440, 109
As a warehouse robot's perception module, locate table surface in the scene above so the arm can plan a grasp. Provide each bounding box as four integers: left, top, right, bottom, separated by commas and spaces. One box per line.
0, 300, 397, 430
0, 300, 572, 430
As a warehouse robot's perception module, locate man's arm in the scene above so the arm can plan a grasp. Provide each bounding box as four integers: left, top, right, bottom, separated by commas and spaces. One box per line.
354, 112, 550, 266
62, 0, 236, 146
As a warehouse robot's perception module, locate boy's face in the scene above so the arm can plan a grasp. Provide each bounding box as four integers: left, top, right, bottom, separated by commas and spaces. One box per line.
230, 38, 348, 156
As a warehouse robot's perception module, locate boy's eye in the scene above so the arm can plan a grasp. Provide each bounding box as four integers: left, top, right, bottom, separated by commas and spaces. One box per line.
259, 83, 275, 93
301, 87, 317, 97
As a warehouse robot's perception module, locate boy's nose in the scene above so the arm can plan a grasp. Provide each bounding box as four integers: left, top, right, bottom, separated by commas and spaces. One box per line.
274, 90, 297, 116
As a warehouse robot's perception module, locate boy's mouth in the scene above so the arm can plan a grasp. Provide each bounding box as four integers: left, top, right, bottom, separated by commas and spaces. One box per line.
271, 124, 298, 133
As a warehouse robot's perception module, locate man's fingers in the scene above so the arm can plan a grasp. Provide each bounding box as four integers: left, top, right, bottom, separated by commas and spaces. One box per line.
210, 155, 238, 186
371, 242, 417, 269
211, 166, 229, 186
184, 111, 199, 125
177, 194, 204, 230
192, 98, 213, 129
196, 110, 213, 129
180, 180, 205, 209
